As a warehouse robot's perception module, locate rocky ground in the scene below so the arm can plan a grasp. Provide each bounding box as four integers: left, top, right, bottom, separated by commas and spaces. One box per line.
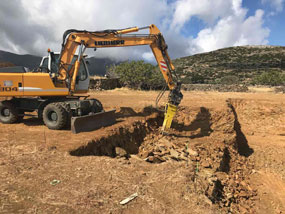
0, 90, 284, 213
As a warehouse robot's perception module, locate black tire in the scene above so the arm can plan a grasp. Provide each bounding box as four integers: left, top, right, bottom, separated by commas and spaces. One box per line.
0, 101, 19, 124
38, 101, 50, 120
59, 102, 72, 128
89, 99, 103, 113
60, 102, 72, 117
43, 103, 68, 130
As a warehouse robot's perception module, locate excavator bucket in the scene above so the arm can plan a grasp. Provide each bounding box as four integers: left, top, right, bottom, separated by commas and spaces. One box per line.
71, 110, 116, 134
161, 103, 177, 133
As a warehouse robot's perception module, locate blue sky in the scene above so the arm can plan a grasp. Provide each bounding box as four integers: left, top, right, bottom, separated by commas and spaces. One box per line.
267, 13, 285, 46
0, 0, 284, 61
243, 0, 285, 46
180, 0, 285, 47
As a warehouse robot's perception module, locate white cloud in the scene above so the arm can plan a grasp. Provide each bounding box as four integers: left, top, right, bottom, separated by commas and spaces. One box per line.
0, 0, 169, 59
171, 0, 233, 29
0, 0, 271, 61
169, 0, 270, 54
188, 9, 270, 53
261, 0, 284, 12
142, 51, 155, 62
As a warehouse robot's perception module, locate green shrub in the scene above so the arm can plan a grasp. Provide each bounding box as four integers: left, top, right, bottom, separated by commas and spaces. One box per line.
219, 75, 240, 85
191, 73, 205, 83
252, 71, 285, 86
107, 60, 165, 90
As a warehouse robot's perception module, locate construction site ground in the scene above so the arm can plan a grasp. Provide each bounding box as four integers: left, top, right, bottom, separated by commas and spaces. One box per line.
0, 89, 284, 213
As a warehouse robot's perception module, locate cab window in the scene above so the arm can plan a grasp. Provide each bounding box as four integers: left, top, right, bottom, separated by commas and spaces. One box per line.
50, 53, 59, 74
78, 61, 87, 81
69, 56, 88, 81
40, 57, 49, 73
42, 57, 48, 68
50, 54, 87, 81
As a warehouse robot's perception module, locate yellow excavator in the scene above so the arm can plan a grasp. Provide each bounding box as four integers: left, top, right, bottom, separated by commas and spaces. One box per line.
0, 24, 183, 133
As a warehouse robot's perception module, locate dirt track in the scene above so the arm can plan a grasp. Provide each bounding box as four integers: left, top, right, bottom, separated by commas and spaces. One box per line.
0, 89, 284, 213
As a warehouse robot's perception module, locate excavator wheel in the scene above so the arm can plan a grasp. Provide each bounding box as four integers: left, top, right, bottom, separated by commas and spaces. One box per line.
38, 101, 50, 120
0, 101, 19, 124
59, 102, 72, 128
43, 103, 68, 130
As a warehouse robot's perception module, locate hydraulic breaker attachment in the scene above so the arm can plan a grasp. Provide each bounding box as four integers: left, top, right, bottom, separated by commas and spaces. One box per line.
161, 103, 177, 133
161, 82, 183, 133
71, 109, 116, 134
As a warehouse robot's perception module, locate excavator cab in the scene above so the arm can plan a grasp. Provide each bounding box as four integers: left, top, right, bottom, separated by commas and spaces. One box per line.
39, 51, 90, 93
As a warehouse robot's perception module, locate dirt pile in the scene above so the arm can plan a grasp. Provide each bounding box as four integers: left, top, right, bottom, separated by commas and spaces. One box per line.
70, 102, 256, 213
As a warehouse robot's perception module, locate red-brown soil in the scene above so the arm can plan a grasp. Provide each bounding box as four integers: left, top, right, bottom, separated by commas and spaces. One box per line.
0, 90, 284, 213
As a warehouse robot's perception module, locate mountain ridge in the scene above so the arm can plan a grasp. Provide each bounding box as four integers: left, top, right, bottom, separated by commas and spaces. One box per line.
0, 50, 116, 76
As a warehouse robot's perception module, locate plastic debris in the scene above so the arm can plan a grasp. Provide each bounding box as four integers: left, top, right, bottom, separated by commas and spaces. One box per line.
120, 192, 138, 205
50, 179, 61, 186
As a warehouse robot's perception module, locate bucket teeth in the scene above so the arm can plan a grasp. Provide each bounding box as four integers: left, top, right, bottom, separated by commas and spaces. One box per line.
71, 109, 116, 134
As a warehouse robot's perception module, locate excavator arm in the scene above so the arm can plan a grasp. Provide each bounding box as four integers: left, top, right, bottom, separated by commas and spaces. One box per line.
57, 24, 183, 131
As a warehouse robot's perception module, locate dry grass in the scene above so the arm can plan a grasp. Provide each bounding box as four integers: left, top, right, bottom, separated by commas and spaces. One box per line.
89, 75, 107, 80
248, 86, 275, 93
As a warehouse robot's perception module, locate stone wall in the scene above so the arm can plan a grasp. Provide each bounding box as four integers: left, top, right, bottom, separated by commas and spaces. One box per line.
274, 86, 285, 93
89, 78, 121, 90
181, 84, 249, 92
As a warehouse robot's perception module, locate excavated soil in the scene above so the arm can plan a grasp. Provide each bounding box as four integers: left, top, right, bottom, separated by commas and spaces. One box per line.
0, 90, 284, 213
68, 103, 256, 213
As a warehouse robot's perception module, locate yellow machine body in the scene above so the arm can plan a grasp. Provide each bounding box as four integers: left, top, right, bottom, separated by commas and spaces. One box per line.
0, 73, 68, 97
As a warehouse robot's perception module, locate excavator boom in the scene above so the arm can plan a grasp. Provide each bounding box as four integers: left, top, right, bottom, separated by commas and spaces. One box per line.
57, 24, 183, 132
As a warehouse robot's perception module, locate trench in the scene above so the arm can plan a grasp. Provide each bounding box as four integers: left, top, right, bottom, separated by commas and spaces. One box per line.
69, 103, 255, 212
205, 101, 255, 211
69, 113, 163, 157
227, 101, 254, 157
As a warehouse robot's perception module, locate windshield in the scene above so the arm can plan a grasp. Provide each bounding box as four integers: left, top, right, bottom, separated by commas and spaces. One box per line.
51, 54, 87, 81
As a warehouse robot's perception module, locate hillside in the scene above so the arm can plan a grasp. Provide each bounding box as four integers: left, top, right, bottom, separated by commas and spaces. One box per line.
87, 57, 117, 76
0, 50, 116, 76
173, 45, 285, 85
0, 50, 42, 69
1, 46, 285, 85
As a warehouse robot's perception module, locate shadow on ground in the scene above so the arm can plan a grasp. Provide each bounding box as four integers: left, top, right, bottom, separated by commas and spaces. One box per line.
227, 100, 254, 157
171, 107, 213, 139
